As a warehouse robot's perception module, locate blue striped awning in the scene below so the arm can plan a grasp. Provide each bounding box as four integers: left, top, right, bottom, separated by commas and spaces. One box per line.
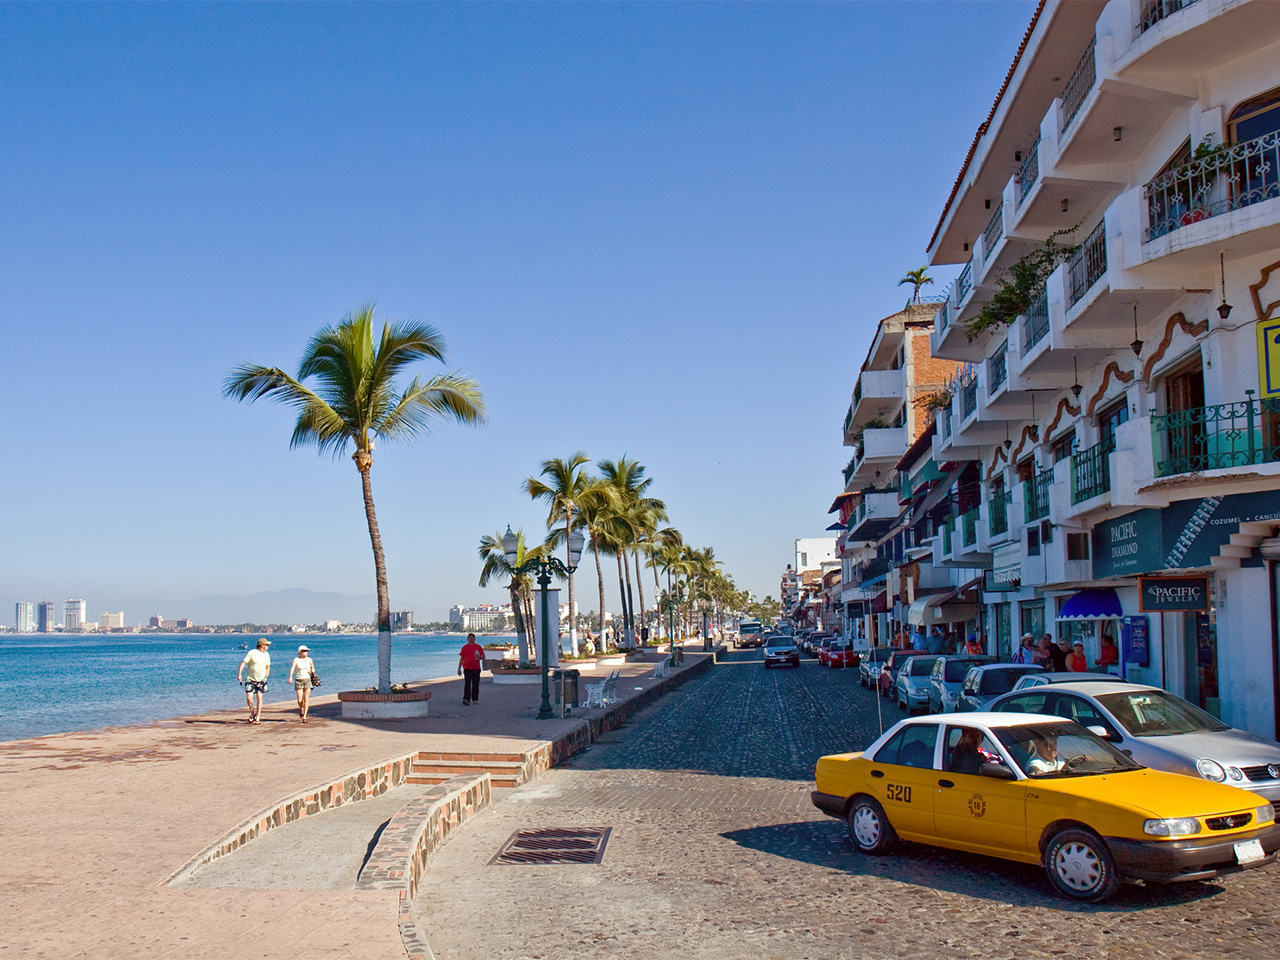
1056, 588, 1123, 621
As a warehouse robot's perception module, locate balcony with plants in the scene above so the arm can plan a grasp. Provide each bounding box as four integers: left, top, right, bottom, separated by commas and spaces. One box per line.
847, 490, 902, 540
848, 369, 905, 433
1117, 0, 1279, 80
846, 419, 908, 485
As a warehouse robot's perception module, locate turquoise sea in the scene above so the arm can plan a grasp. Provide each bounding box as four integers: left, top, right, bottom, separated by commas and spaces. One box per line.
0, 632, 497, 742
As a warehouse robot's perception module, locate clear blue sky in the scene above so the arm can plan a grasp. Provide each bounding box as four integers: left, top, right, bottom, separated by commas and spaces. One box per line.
1, 1, 1035, 623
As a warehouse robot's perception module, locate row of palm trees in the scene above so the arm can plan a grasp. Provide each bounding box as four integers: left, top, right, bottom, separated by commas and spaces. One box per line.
479, 453, 748, 662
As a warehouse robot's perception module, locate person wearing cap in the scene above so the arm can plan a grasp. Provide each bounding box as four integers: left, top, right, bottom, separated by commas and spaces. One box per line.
287, 645, 318, 723
965, 633, 984, 656
237, 638, 272, 724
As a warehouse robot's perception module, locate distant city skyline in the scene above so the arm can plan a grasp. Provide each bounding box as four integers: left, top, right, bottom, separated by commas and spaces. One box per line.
1, 3, 1036, 617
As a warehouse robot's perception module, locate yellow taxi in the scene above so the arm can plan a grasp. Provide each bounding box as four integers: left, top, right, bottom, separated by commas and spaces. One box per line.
812, 713, 1280, 901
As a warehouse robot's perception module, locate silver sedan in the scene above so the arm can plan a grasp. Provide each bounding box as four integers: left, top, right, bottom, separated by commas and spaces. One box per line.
989, 681, 1280, 802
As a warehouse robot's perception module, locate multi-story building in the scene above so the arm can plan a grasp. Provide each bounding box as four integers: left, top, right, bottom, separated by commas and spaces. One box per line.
449, 603, 513, 632
916, 0, 1280, 739
36, 601, 55, 633
829, 302, 965, 643
64, 599, 86, 631
100, 612, 125, 631
149, 615, 163, 628
390, 610, 414, 632
15, 602, 34, 633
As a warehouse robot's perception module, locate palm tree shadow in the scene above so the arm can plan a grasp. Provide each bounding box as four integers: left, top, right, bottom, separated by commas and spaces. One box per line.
720, 819, 1228, 912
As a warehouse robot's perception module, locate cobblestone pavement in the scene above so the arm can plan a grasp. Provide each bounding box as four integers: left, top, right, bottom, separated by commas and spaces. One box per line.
415, 652, 1280, 960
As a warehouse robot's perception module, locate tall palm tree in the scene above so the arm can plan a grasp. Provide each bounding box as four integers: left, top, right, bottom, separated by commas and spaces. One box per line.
223, 305, 485, 693
598, 458, 666, 647
478, 529, 535, 664
524, 453, 615, 655
898, 266, 934, 303
576, 495, 633, 653
643, 527, 683, 640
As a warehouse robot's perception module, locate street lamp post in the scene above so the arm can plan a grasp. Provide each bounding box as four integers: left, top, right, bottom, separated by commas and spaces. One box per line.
503, 525, 584, 720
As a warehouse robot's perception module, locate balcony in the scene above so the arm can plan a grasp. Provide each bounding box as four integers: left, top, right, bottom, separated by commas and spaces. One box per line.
1138, 0, 1200, 34
960, 507, 980, 548
1058, 38, 1096, 138
1152, 395, 1280, 477
1016, 135, 1041, 205
982, 202, 1004, 262
860, 555, 892, 586
848, 369, 905, 434
847, 491, 901, 539
988, 489, 1013, 538
960, 375, 978, 422
1021, 286, 1050, 355
1024, 469, 1051, 522
1067, 221, 1107, 308
955, 258, 974, 308
1070, 436, 1115, 504
987, 339, 1008, 395
1145, 132, 1280, 243
847, 425, 908, 484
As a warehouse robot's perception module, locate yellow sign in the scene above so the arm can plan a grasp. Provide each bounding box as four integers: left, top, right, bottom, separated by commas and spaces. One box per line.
1258, 316, 1280, 399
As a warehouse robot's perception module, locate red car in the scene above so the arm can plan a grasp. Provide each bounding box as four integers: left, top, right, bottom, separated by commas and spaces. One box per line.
819, 639, 861, 669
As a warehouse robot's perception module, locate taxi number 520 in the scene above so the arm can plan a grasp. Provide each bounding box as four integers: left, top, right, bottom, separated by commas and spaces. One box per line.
886, 784, 912, 804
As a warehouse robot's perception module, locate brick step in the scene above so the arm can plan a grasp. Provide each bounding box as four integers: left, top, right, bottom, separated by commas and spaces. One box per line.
407, 772, 521, 787
415, 751, 526, 763
411, 759, 524, 775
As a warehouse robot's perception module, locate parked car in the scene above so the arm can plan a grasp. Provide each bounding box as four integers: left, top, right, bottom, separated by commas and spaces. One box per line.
857, 646, 895, 687
896, 655, 941, 713
956, 664, 1045, 712
879, 650, 924, 699
811, 713, 1280, 902
1012, 670, 1126, 690
763, 636, 800, 669
804, 632, 832, 655
928, 655, 996, 713
988, 681, 1280, 803
819, 639, 861, 669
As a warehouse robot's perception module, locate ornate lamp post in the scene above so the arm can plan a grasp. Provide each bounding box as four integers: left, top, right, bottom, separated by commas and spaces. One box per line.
503, 525, 585, 720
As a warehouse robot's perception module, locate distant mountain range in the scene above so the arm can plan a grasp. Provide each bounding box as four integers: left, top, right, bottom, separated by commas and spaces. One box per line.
177, 588, 383, 625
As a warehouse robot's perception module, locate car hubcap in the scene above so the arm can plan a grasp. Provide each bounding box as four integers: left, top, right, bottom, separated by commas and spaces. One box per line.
852, 807, 880, 847
1054, 842, 1101, 891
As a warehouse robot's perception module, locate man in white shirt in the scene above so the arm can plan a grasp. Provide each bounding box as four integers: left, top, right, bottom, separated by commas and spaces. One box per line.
237, 638, 272, 724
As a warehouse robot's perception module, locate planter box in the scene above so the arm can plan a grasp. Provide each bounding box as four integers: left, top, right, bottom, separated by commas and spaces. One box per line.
492, 668, 542, 685
337, 689, 431, 719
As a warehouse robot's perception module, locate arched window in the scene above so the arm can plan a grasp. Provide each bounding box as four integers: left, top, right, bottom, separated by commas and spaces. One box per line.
1229, 86, 1280, 144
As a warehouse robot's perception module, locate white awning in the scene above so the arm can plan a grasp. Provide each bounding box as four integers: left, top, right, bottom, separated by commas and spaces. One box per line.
993, 542, 1022, 584
907, 595, 979, 625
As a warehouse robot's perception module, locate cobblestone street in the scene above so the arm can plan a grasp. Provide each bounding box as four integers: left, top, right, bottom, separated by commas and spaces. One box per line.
415, 651, 1280, 960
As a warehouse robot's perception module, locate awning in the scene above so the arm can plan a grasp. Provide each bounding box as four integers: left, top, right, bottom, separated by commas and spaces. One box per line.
934, 575, 985, 605
826, 521, 845, 531
906, 590, 976, 625
871, 590, 890, 613
992, 542, 1022, 584
1056, 587, 1123, 621
828, 491, 856, 514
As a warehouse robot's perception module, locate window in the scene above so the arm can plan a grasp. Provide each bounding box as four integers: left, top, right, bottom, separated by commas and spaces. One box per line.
873, 724, 938, 768
1229, 87, 1280, 144
1016, 458, 1035, 483
1098, 401, 1129, 445
1067, 532, 1090, 560
1052, 432, 1077, 463
944, 726, 1004, 775
1054, 695, 1119, 738
1027, 525, 1041, 557
990, 692, 1048, 714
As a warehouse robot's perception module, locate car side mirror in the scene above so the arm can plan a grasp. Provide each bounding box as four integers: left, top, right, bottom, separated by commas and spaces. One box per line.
1086, 725, 1120, 742
980, 762, 1016, 781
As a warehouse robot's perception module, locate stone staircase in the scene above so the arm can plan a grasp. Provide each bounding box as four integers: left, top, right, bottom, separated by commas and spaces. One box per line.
406, 751, 529, 788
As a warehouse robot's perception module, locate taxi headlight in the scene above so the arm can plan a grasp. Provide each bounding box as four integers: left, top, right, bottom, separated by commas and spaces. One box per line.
1257, 804, 1275, 826
1144, 817, 1200, 837
1196, 758, 1226, 782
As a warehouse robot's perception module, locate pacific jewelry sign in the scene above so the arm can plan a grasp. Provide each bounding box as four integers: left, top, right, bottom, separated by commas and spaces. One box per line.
1139, 576, 1209, 612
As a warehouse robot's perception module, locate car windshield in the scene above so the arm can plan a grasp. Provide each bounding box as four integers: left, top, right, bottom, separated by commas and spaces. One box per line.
979, 667, 1032, 695
867, 647, 893, 662
765, 640, 792, 648
995, 721, 1143, 779
1096, 690, 1230, 737
909, 657, 939, 676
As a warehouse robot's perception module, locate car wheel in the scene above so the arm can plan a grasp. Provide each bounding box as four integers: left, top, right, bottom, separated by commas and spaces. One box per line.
1043, 828, 1120, 903
847, 796, 896, 855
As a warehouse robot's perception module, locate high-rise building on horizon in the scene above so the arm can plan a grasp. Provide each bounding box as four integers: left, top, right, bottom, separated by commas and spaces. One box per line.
65, 599, 86, 631
36, 601, 55, 633
15, 601, 34, 633
100, 611, 125, 631
390, 610, 414, 632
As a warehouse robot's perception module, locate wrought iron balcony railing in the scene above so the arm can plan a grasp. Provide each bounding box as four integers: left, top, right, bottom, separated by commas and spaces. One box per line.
843, 405, 853, 435
1060, 38, 1096, 137
1022, 285, 1050, 352
956, 258, 974, 304
860, 555, 892, 585
1070, 435, 1115, 504
941, 517, 955, 556
1017, 135, 1041, 203
983, 201, 1004, 258
961, 377, 978, 420
1139, 0, 1199, 33
1152, 393, 1280, 477
961, 507, 979, 547
1145, 131, 1280, 242
1023, 470, 1051, 522
1068, 220, 1107, 307
989, 489, 1012, 536
936, 300, 950, 331
842, 456, 857, 486
988, 338, 1008, 394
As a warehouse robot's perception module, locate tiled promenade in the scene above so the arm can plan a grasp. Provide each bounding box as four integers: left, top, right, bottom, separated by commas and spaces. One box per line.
0, 647, 703, 960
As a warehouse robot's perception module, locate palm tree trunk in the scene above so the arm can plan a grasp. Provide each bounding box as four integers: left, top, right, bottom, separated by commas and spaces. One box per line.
565, 506, 578, 656
356, 455, 393, 694
633, 549, 647, 646
510, 582, 529, 664
653, 564, 663, 641
593, 537, 607, 654
622, 553, 636, 647
614, 553, 628, 647
523, 588, 536, 664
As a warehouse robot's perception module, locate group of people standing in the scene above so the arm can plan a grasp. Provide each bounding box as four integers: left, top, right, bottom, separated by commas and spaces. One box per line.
1011, 631, 1119, 672
236, 638, 319, 723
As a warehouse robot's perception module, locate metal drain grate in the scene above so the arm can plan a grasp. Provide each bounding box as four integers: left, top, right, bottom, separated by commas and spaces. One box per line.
490, 827, 612, 865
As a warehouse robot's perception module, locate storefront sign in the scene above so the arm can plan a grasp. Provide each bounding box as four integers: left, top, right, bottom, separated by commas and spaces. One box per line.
1122, 615, 1150, 668
1160, 492, 1280, 569
1139, 576, 1209, 612
1092, 510, 1163, 579
1257, 315, 1280, 399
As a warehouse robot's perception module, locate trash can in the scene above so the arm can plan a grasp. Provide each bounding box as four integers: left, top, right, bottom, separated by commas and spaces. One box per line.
552, 669, 580, 709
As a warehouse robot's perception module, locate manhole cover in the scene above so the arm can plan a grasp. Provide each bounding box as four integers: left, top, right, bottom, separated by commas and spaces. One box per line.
490, 827, 612, 865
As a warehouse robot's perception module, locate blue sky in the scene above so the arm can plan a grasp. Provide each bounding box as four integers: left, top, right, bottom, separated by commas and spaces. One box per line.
1, 1, 1035, 623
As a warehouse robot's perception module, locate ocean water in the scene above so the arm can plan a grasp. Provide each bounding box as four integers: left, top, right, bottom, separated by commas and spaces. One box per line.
0, 632, 495, 742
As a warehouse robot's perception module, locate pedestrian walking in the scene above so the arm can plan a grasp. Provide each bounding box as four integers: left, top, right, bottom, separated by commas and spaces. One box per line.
287, 645, 316, 722
458, 632, 485, 705
237, 638, 271, 724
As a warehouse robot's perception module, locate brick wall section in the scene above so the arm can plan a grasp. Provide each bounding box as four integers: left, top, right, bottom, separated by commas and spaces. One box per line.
163, 752, 417, 884
907, 327, 962, 442
356, 773, 491, 898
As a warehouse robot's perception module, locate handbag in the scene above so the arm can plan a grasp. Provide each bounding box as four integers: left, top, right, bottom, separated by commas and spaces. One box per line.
310, 671, 321, 688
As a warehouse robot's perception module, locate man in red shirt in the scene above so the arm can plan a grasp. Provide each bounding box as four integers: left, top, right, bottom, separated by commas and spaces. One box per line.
458, 633, 486, 705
